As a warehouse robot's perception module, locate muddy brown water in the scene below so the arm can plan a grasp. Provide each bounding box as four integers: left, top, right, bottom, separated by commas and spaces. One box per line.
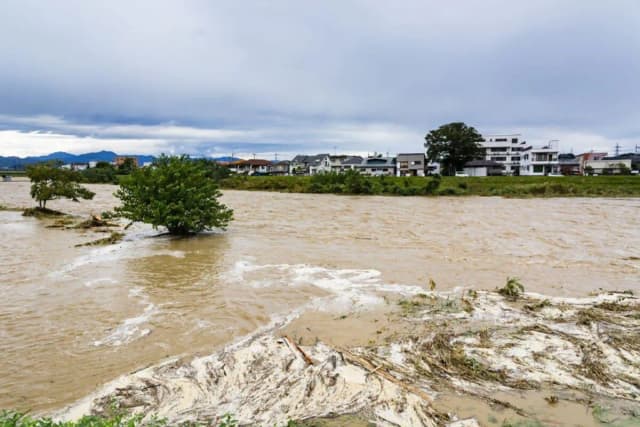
0, 181, 639, 417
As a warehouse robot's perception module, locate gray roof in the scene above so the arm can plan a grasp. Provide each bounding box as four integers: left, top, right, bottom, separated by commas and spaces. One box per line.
292, 154, 330, 166
341, 155, 364, 165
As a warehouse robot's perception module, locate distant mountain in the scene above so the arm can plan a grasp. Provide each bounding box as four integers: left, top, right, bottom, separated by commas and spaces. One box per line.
211, 156, 241, 162
0, 151, 155, 170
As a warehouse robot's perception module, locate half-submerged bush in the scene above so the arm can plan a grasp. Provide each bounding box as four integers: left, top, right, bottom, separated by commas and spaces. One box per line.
115, 155, 233, 235
26, 163, 95, 209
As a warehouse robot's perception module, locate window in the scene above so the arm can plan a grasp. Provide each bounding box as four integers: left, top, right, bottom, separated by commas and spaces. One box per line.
511, 138, 518, 143
533, 165, 543, 173
491, 156, 507, 161
412, 160, 422, 165
512, 156, 520, 161
495, 138, 507, 142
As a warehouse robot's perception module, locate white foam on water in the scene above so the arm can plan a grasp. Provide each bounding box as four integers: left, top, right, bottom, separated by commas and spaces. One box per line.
93, 303, 156, 347
93, 286, 157, 347
224, 260, 428, 315
83, 277, 118, 288
51, 237, 185, 277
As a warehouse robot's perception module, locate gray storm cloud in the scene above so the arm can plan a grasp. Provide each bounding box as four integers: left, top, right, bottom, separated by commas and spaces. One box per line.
0, 0, 638, 156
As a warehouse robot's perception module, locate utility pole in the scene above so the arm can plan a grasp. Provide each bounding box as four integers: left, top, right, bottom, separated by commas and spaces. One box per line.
615, 143, 620, 156
274, 153, 278, 161
333, 146, 337, 156
252, 153, 256, 160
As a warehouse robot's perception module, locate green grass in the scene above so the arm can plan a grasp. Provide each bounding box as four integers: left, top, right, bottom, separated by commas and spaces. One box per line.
220, 175, 640, 197
0, 411, 319, 427
0, 411, 240, 427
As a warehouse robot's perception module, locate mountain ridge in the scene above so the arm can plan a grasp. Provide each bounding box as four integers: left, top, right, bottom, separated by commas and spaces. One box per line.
0, 151, 155, 169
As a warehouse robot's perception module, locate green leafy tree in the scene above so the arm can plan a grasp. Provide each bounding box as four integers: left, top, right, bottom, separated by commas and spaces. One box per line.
115, 155, 233, 234
193, 158, 232, 181
81, 162, 118, 183
117, 157, 138, 174
425, 122, 485, 176
26, 163, 95, 208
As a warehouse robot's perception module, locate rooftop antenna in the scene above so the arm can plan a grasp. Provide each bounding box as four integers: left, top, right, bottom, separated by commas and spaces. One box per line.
333, 146, 337, 156
252, 153, 256, 160
274, 152, 278, 161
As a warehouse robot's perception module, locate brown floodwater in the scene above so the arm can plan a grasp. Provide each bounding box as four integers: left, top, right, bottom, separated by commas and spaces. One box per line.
0, 181, 639, 414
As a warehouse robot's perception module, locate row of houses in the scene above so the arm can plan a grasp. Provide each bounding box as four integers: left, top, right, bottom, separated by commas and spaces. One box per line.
221, 153, 429, 177
465, 134, 637, 176
221, 139, 637, 177
60, 156, 145, 171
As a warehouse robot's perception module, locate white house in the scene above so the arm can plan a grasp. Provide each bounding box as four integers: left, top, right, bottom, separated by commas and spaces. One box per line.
356, 156, 396, 176
479, 134, 526, 175
291, 154, 331, 175
519, 141, 560, 176
584, 159, 632, 175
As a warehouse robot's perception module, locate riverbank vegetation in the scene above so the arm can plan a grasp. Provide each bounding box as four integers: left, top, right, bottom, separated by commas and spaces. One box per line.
25, 164, 95, 209
0, 411, 316, 427
115, 155, 233, 235
221, 174, 640, 197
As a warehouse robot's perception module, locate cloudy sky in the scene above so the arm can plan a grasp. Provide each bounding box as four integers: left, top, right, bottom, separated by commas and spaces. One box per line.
1, 0, 639, 159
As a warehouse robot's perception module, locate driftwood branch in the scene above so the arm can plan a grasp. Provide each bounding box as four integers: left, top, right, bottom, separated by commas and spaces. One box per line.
283, 336, 314, 366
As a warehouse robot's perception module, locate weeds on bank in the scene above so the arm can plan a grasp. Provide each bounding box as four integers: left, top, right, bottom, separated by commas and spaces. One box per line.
22, 207, 65, 218
497, 277, 525, 301
523, 299, 551, 312
397, 294, 472, 316
75, 232, 124, 247
45, 217, 77, 228
221, 175, 640, 198
0, 411, 307, 427
415, 333, 507, 383
576, 308, 608, 325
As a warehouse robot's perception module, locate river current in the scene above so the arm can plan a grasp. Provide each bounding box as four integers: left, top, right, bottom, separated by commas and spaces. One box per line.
0, 181, 638, 412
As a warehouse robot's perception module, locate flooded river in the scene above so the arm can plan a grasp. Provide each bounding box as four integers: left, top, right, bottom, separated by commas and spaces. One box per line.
0, 181, 639, 414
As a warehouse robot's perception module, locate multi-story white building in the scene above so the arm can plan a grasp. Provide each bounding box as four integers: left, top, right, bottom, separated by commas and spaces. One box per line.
479, 134, 526, 175
519, 140, 560, 176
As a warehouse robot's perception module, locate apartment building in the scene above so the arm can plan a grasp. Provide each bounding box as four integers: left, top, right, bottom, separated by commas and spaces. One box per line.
479, 134, 525, 175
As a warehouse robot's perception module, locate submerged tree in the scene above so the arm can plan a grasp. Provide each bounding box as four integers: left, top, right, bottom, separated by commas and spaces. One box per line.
425, 122, 485, 176
26, 163, 95, 209
114, 155, 233, 234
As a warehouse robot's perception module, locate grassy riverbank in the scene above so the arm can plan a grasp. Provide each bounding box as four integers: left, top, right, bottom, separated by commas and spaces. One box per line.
221, 174, 640, 197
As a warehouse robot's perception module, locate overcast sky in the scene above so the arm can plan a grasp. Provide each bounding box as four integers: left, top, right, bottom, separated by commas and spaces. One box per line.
1, 0, 639, 158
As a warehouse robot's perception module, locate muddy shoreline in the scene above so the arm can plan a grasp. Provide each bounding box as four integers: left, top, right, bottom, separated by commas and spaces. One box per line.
54, 289, 640, 426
